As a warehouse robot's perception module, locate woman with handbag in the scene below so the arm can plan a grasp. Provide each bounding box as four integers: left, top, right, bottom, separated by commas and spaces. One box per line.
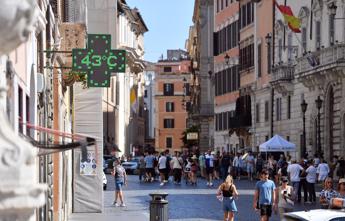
276, 177, 295, 220
216, 175, 239, 221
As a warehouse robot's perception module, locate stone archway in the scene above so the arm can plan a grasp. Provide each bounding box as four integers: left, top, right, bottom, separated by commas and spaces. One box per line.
324, 86, 334, 161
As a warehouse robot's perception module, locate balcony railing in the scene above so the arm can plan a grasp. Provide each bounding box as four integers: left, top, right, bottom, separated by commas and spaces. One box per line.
295, 44, 345, 75
229, 115, 251, 129
190, 104, 214, 117
271, 63, 295, 82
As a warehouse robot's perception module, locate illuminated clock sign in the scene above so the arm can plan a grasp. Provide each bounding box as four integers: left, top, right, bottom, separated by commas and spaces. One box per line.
72, 34, 126, 87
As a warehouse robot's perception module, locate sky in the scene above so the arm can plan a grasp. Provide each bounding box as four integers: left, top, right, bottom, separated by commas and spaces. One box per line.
126, 0, 194, 62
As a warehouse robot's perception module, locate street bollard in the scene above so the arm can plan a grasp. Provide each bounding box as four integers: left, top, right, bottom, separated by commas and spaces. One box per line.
149, 192, 169, 221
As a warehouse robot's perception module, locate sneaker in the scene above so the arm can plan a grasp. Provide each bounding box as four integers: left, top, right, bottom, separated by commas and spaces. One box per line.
160, 182, 164, 186
206, 182, 210, 186
120, 203, 126, 207
209, 182, 213, 186
113, 202, 120, 207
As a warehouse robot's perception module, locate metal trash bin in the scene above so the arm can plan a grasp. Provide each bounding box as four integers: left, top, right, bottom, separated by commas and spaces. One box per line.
149, 192, 168, 221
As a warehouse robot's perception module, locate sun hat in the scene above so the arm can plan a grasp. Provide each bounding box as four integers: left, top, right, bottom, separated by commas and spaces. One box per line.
339, 178, 345, 184
191, 155, 198, 160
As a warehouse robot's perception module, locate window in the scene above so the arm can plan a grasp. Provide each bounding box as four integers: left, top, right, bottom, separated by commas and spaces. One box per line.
278, 38, 282, 62
302, 27, 307, 52
240, 2, 254, 29
287, 96, 291, 119
215, 65, 240, 96
316, 21, 321, 50
216, 0, 220, 13
144, 89, 148, 98
286, 136, 290, 141
164, 119, 174, 128
287, 33, 293, 61
163, 66, 172, 72
186, 101, 191, 112
18, 87, 23, 134
256, 103, 260, 123
240, 43, 254, 71
184, 83, 191, 96
166, 102, 174, 112
276, 97, 282, 121
329, 15, 335, 45
166, 137, 172, 148
221, 0, 223, 10
163, 83, 174, 96
257, 43, 262, 77
264, 101, 269, 122
267, 42, 271, 74
26, 95, 30, 136
225, 0, 228, 7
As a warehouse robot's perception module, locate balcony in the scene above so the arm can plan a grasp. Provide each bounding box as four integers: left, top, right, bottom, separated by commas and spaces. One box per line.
295, 44, 345, 90
270, 63, 295, 95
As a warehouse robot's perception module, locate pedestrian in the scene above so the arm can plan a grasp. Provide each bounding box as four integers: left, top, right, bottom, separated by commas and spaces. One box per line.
233, 153, 241, 180
319, 177, 338, 209
158, 152, 167, 186
171, 151, 183, 184
298, 159, 308, 203
337, 157, 345, 178
138, 153, 146, 182
287, 160, 304, 202
305, 160, 317, 203
217, 175, 239, 221
336, 178, 345, 199
112, 158, 127, 207
190, 155, 198, 185
276, 177, 295, 220
198, 153, 206, 178
220, 152, 231, 180
317, 158, 330, 183
205, 149, 214, 186
246, 151, 255, 181
165, 149, 171, 182
144, 151, 155, 182
253, 169, 277, 221
213, 151, 220, 180
256, 154, 264, 179
277, 161, 288, 184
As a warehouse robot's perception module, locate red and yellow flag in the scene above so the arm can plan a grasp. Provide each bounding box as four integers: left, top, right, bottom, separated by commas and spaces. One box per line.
274, 1, 301, 33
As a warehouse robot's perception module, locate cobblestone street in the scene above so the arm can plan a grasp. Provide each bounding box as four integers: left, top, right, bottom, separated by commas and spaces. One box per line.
104, 175, 320, 221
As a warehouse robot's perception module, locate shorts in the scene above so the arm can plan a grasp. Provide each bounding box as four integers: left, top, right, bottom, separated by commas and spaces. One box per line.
223, 197, 237, 212
115, 180, 124, 191
247, 165, 254, 173
206, 167, 214, 175
146, 168, 155, 176
260, 204, 272, 217
159, 168, 167, 174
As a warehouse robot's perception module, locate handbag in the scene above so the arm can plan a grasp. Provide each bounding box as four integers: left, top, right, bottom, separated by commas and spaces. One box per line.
216, 194, 223, 202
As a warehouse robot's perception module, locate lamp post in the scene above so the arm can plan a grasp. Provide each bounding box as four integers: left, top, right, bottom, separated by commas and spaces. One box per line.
315, 96, 323, 155
301, 99, 308, 157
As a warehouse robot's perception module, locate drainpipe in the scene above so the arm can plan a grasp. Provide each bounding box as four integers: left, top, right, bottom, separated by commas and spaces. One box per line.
271, 0, 276, 138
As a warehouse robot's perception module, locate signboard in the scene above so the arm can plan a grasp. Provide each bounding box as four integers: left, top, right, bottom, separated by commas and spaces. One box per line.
72, 34, 126, 87
187, 132, 198, 140
80, 151, 97, 176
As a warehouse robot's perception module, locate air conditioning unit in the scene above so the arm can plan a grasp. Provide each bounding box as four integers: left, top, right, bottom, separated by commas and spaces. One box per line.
37, 72, 45, 93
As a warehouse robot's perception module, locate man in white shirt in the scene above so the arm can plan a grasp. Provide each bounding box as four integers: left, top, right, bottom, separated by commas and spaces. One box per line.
306, 160, 317, 203
287, 160, 304, 201
246, 151, 255, 181
317, 159, 330, 182
205, 150, 214, 186
158, 152, 167, 186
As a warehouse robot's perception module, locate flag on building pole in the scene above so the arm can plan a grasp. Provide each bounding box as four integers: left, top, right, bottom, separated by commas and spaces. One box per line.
274, 1, 301, 33
130, 87, 138, 113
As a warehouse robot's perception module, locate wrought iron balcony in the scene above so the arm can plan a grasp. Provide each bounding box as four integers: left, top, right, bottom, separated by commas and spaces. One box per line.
271, 63, 294, 82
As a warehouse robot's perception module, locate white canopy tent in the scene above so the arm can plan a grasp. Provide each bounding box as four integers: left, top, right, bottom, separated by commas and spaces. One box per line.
259, 134, 296, 152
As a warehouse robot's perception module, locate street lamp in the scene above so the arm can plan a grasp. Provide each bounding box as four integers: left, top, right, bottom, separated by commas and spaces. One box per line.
329, 2, 337, 16
315, 96, 323, 155
301, 99, 308, 157
265, 33, 272, 45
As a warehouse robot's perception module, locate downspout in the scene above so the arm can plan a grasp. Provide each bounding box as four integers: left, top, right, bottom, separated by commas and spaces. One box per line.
253, 1, 257, 150
271, 0, 275, 138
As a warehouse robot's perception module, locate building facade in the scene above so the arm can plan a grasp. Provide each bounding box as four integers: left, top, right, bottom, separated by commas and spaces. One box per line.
213, 0, 241, 153
186, 0, 215, 153
154, 55, 191, 152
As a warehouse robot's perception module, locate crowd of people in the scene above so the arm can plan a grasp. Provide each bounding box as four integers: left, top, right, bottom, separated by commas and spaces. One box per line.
112, 149, 345, 220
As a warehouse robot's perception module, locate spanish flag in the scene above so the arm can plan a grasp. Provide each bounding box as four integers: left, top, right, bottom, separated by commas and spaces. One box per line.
275, 1, 301, 33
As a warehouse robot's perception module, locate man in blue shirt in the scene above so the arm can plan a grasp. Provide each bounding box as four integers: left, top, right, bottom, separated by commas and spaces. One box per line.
253, 169, 277, 221
144, 152, 155, 182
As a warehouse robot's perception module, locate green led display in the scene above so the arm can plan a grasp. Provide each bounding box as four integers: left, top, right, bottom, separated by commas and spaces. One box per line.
72, 34, 126, 87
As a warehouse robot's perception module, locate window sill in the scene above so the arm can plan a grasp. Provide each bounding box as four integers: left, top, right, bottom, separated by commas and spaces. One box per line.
240, 23, 254, 33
